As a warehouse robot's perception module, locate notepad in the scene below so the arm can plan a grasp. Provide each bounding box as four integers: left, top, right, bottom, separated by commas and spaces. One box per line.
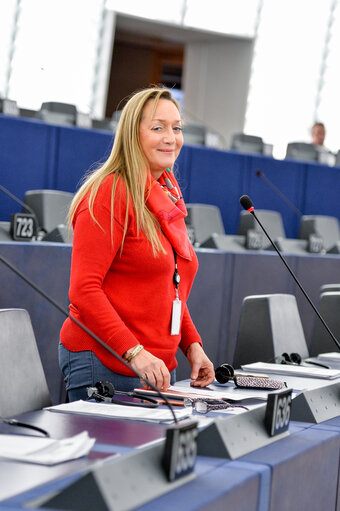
241, 362, 340, 379
46, 400, 192, 423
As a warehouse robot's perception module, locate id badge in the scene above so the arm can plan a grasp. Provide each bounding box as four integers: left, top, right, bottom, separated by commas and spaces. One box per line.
171, 299, 182, 335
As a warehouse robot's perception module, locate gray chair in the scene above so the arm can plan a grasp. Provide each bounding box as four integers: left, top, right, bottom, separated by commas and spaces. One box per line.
233, 294, 309, 368
335, 150, 340, 167
238, 209, 285, 250
285, 142, 319, 162
299, 215, 340, 253
199, 233, 247, 251
185, 203, 247, 251
23, 189, 74, 237
183, 122, 206, 146
185, 203, 225, 246
320, 283, 340, 294
238, 209, 311, 254
309, 292, 340, 356
0, 221, 11, 241
0, 98, 19, 116
92, 118, 114, 132
0, 308, 51, 418
230, 133, 264, 154
37, 101, 77, 126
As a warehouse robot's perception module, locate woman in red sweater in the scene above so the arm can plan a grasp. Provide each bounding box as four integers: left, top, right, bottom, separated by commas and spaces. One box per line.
59, 86, 215, 400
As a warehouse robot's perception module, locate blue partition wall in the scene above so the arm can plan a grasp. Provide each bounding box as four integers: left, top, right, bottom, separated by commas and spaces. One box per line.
2, 114, 340, 236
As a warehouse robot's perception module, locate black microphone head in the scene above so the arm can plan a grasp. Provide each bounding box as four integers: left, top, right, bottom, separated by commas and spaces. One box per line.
290, 352, 302, 365
240, 195, 254, 211
255, 170, 263, 177
95, 381, 115, 397
215, 363, 234, 384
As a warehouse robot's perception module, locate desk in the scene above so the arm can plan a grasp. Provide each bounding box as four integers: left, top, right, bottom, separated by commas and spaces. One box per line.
2, 241, 340, 404
0, 378, 339, 511
0, 414, 338, 511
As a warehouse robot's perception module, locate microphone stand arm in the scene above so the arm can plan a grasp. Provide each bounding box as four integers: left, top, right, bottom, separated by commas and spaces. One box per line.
251, 210, 340, 351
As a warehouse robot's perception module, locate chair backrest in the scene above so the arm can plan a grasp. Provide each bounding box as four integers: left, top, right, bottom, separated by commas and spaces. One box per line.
299, 215, 340, 252
320, 283, 340, 294
285, 142, 318, 162
0, 221, 11, 241
0, 308, 51, 418
183, 122, 206, 146
37, 102, 77, 126
237, 209, 286, 249
230, 133, 264, 154
24, 189, 74, 234
185, 204, 225, 246
335, 150, 340, 167
233, 294, 309, 368
310, 292, 340, 356
0, 98, 19, 116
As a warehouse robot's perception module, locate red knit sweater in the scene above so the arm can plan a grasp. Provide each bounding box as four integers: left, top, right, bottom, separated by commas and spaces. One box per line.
60, 174, 202, 376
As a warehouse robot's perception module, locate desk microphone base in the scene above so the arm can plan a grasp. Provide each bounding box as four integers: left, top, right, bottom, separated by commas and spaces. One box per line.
290, 381, 340, 423
30, 441, 195, 511
197, 405, 289, 459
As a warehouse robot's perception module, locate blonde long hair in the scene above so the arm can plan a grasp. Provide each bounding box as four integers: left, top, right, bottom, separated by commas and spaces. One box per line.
68, 87, 181, 253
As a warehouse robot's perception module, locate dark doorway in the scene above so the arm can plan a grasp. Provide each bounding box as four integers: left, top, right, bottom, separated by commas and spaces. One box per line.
105, 28, 184, 117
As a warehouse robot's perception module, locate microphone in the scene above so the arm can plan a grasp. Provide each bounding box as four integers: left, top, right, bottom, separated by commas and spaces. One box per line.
255, 170, 303, 217
0, 184, 41, 239
0, 252, 178, 423
239, 194, 340, 352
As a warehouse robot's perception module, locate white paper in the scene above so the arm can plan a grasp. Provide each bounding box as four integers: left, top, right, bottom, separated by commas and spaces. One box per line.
316, 352, 340, 362
46, 400, 191, 423
241, 362, 340, 379
170, 381, 279, 401
0, 431, 95, 465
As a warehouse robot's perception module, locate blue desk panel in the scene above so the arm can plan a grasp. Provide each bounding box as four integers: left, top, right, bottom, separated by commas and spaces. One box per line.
227, 251, 296, 363
293, 253, 340, 345
181, 250, 234, 379
2, 242, 340, 398
242, 427, 340, 511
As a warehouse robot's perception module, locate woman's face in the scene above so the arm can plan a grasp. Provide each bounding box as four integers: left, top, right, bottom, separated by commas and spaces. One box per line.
139, 98, 183, 179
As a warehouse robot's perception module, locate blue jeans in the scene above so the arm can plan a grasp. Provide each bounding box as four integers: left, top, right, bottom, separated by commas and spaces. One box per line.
58, 341, 176, 402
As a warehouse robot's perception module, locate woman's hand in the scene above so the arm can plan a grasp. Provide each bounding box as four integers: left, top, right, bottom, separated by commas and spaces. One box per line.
186, 342, 215, 387
129, 348, 171, 391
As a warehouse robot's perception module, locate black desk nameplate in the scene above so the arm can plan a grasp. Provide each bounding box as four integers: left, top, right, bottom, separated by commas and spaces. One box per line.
264, 388, 292, 436
10, 213, 36, 241
163, 419, 198, 481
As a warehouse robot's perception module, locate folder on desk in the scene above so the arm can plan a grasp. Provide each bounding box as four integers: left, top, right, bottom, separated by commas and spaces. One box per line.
241, 362, 340, 379
316, 352, 340, 363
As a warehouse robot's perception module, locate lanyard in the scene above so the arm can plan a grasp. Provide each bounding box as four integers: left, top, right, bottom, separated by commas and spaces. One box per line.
172, 248, 180, 299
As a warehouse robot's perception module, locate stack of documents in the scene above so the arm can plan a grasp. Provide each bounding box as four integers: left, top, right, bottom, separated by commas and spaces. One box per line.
46, 400, 192, 423
241, 362, 340, 379
316, 352, 340, 363
0, 431, 95, 465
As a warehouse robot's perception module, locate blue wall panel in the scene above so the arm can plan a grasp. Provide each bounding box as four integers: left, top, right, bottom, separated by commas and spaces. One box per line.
54, 126, 113, 193
246, 155, 307, 238
187, 146, 248, 234
0, 116, 56, 219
